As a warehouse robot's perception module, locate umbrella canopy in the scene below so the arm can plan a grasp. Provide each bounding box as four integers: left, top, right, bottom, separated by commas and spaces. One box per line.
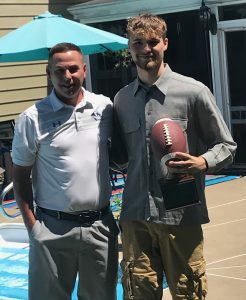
0, 11, 128, 63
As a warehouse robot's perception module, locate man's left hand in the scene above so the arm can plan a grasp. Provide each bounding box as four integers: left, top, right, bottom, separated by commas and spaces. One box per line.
166, 152, 208, 174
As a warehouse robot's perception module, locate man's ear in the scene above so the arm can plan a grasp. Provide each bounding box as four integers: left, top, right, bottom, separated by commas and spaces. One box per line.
83, 63, 87, 78
46, 65, 50, 78
164, 38, 168, 51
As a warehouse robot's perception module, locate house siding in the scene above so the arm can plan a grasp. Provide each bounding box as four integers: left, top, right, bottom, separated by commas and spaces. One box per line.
0, 0, 84, 122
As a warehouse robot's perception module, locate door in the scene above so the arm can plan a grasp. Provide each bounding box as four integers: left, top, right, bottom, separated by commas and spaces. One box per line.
218, 19, 246, 166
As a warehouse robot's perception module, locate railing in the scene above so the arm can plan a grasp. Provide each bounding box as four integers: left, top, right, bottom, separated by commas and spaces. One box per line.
0, 182, 21, 219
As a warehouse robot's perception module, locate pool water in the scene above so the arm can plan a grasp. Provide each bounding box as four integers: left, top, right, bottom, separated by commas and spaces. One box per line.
0, 246, 168, 299
0, 247, 28, 300
0, 247, 124, 300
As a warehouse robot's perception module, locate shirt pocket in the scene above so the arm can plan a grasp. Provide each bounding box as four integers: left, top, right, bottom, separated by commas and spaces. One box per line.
121, 119, 140, 134
121, 119, 142, 160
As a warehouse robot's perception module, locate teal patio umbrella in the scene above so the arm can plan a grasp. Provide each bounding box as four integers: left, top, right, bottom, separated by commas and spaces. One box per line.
0, 11, 128, 63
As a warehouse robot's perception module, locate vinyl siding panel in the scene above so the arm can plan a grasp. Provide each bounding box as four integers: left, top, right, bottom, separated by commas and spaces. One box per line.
0, 6, 48, 17
0, 17, 33, 29
0, 75, 48, 93
0, 0, 49, 3
1, 100, 39, 117
0, 87, 47, 103
0, 0, 87, 122
0, 62, 47, 79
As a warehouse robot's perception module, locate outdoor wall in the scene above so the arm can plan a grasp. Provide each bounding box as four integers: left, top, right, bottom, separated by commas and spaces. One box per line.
0, 0, 85, 122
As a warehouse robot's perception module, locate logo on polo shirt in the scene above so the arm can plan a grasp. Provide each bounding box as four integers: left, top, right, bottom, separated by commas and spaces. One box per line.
52, 120, 61, 128
91, 111, 102, 121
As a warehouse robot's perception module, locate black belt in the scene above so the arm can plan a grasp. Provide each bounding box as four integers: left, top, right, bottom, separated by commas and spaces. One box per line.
37, 205, 110, 225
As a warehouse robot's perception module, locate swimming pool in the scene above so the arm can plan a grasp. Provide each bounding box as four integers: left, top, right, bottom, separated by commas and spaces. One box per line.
0, 223, 170, 299
0, 245, 124, 300
0, 247, 28, 299
0, 223, 124, 300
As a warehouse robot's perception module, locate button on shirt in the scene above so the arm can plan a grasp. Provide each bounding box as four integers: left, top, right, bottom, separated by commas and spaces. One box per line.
12, 88, 113, 212
113, 64, 237, 225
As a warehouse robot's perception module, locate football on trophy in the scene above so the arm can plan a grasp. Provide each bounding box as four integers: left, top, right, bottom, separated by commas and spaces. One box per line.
150, 118, 187, 161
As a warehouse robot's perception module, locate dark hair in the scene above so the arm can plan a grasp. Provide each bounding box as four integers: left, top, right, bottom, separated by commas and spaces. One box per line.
48, 42, 82, 60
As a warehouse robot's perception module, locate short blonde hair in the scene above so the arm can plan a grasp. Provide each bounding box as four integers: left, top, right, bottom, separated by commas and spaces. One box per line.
127, 13, 167, 39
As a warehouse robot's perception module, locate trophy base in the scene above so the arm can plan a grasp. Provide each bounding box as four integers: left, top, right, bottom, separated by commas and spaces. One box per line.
159, 175, 200, 211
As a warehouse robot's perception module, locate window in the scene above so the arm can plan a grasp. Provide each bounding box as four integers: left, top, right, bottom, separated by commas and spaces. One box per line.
219, 4, 246, 21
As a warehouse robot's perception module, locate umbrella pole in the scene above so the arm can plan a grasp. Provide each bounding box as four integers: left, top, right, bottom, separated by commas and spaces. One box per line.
84, 55, 92, 92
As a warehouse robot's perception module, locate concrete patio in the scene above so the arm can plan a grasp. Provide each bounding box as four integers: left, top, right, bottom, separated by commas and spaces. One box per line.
163, 175, 246, 300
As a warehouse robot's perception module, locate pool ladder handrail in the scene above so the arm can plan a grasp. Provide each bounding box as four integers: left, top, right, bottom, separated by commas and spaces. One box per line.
0, 181, 21, 219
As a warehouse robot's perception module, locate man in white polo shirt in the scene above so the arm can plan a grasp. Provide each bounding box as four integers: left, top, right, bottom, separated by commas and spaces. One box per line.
12, 43, 119, 300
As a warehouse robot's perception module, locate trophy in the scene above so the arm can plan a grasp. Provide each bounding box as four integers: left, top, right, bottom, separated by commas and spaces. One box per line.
150, 118, 200, 210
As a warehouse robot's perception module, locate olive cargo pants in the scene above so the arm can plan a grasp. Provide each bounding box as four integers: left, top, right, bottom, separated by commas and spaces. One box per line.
120, 221, 207, 300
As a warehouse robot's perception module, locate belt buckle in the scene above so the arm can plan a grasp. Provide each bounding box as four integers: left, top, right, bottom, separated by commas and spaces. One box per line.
77, 211, 97, 226
56, 211, 61, 220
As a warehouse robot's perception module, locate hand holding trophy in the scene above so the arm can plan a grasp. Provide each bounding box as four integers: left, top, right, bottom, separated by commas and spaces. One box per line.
150, 118, 200, 210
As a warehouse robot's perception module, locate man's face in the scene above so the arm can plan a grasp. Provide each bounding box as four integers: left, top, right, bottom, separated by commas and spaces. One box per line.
128, 33, 168, 71
47, 50, 86, 105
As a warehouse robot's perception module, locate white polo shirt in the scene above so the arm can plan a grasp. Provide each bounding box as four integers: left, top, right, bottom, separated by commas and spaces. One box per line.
12, 89, 113, 212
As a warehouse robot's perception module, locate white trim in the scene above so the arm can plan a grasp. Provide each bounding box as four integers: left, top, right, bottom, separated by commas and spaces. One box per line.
231, 106, 246, 111
208, 0, 246, 4
68, 0, 202, 24
215, 18, 246, 129
218, 28, 232, 128
68, 0, 245, 24
218, 19, 246, 30
210, 35, 225, 113
209, 8, 224, 114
